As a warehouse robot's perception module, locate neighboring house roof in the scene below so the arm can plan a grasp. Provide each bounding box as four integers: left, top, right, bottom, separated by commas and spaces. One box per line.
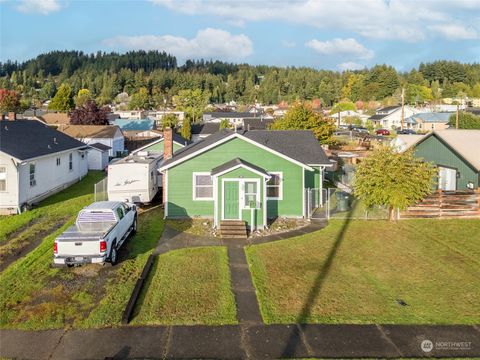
243, 118, 274, 130
20, 109, 47, 118
408, 130, 480, 171
0, 120, 86, 160
392, 134, 427, 152
89, 142, 111, 151
112, 118, 156, 131
204, 112, 257, 119
191, 123, 220, 135
369, 114, 388, 120
211, 158, 271, 178
405, 112, 452, 124
37, 112, 71, 125
160, 129, 331, 171
59, 125, 122, 139
465, 108, 480, 116
131, 133, 192, 154
377, 106, 400, 113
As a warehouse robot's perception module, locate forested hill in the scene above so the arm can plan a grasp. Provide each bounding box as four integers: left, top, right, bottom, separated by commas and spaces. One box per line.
1, 50, 479, 107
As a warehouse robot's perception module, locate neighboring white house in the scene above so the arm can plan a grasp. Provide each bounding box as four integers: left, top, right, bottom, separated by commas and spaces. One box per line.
0, 120, 89, 214
58, 125, 125, 157
202, 112, 265, 127
87, 143, 111, 170
328, 110, 369, 125
113, 110, 146, 119
369, 106, 416, 129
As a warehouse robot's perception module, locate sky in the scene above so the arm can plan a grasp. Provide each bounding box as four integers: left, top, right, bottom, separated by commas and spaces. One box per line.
0, 0, 479, 71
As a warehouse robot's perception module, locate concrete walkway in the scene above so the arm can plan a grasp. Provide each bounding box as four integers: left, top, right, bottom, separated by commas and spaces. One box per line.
2, 324, 479, 359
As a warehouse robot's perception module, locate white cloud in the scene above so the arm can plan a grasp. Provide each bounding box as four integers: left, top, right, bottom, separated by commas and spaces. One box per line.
306, 38, 374, 59
16, 0, 61, 15
103, 28, 253, 61
429, 24, 478, 40
150, 0, 479, 42
338, 62, 365, 71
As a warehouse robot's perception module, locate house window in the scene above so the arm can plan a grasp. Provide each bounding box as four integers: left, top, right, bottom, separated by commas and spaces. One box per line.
243, 181, 258, 208
69, 153, 73, 171
56, 158, 61, 166
0, 167, 6, 191
267, 172, 283, 200
193, 173, 213, 200
29, 163, 36, 187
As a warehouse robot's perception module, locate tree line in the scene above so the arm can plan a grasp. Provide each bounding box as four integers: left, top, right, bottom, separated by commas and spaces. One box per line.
0, 51, 479, 110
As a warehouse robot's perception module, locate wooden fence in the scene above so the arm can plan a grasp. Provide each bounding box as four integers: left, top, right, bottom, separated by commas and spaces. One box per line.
400, 190, 480, 219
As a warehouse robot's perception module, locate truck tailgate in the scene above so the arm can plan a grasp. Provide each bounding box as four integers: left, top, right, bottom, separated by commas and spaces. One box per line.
56, 225, 106, 256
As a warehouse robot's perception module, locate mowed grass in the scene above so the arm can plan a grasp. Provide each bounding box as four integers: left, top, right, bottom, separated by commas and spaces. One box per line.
246, 219, 480, 324
131, 246, 237, 325
0, 198, 164, 330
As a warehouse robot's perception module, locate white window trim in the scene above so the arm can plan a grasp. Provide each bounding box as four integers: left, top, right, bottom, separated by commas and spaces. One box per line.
266, 171, 283, 200
192, 172, 214, 201
0, 166, 6, 192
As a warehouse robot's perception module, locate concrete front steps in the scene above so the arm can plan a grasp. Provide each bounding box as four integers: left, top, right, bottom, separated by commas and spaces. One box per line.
220, 220, 248, 239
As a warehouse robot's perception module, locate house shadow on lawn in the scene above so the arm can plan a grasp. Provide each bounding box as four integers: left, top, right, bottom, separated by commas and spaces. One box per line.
280, 201, 358, 358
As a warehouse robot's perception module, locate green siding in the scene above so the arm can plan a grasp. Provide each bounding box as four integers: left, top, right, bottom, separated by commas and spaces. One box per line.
414, 135, 479, 190
142, 139, 183, 153
304, 166, 321, 189
167, 137, 306, 221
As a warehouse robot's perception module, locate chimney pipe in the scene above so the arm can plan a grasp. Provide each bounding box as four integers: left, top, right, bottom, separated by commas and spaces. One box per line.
8, 112, 16, 121
163, 127, 173, 160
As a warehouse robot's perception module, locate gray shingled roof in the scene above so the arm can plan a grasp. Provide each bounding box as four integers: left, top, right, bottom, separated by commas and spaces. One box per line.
161, 129, 331, 168
0, 120, 87, 160
89, 142, 111, 151
211, 158, 270, 177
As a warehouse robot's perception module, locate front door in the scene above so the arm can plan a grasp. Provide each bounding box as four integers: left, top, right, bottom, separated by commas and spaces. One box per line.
223, 181, 239, 219
438, 166, 457, 191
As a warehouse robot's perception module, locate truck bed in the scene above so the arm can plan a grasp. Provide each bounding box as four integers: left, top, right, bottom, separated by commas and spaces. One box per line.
56, 222, 115, 242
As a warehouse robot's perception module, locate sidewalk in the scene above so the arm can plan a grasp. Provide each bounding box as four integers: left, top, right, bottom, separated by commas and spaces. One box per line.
1, 324, 479, 359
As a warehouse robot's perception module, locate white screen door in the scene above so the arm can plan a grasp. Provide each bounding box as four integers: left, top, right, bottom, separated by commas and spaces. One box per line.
438, 167, 456, 191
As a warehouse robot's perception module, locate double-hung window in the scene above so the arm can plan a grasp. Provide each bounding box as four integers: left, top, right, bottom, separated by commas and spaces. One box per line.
56, 157, 61, 166
267, 172, 283, 200
69, 153, 73, 171
0, 166, 6, 191
243, 181, 258, 208
193, 173, 213, 200
29, 163, 36, 187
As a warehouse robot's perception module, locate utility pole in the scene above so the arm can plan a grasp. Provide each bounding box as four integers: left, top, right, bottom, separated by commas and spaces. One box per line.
456, 103, 459, 129
401, 87, 405, 130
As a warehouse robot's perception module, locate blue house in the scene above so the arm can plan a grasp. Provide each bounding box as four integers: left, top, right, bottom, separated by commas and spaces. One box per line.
112, 118, 156, 132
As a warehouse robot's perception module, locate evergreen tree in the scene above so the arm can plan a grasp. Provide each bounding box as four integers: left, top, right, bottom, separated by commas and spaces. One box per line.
180, 118, 192, 140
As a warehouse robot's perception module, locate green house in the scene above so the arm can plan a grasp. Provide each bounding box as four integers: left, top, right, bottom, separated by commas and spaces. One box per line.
411, 130, 480, 191
132, 133, 191, 155
159, 129, 332, 230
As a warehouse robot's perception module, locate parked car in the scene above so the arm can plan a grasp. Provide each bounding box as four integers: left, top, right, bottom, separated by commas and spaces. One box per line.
397, 129, 417, 135
376, 129, 391, 136
352, 126, 369, 134
54, 201, 137, 266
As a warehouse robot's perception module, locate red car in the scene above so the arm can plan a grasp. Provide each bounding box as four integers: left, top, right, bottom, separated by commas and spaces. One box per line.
376, 129, 390, 136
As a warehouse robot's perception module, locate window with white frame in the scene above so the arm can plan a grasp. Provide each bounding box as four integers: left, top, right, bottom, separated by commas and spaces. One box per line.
69, 153, 73, 171
29, 163, 36, 187
267, 172, 282, 199
193, 173, 213, 200
56, 157, 61, 166
243, 181, 258, 208
0, 166, 6, 191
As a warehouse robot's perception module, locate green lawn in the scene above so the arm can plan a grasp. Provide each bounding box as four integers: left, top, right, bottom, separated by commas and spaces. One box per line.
0, 186, 165, 329
131, 246, 237, 325
246, 219, 480, 324
0, 172, 105, 270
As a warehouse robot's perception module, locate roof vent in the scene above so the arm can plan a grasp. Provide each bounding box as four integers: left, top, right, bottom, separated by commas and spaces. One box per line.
53, 137, 58, 144
48, 144, 51, 149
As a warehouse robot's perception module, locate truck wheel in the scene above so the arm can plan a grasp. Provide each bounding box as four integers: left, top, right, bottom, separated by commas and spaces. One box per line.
131, 216, 138, 235
109, 243, 118, 265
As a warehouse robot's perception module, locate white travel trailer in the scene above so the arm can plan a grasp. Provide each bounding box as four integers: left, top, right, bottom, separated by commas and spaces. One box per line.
107, 152, 162, 203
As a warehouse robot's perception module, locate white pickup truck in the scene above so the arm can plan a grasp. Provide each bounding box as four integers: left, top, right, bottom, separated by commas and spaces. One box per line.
54, 201, 137, 266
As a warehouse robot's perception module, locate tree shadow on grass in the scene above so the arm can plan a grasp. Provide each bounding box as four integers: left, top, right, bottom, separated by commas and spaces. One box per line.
281, 201, 358, 358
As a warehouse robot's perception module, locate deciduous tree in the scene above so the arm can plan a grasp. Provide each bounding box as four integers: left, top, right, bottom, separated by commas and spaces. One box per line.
0, 89, 21, 112
70, 100, 109, 125
354, 146, 436, 221
180, 118, 191, 140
